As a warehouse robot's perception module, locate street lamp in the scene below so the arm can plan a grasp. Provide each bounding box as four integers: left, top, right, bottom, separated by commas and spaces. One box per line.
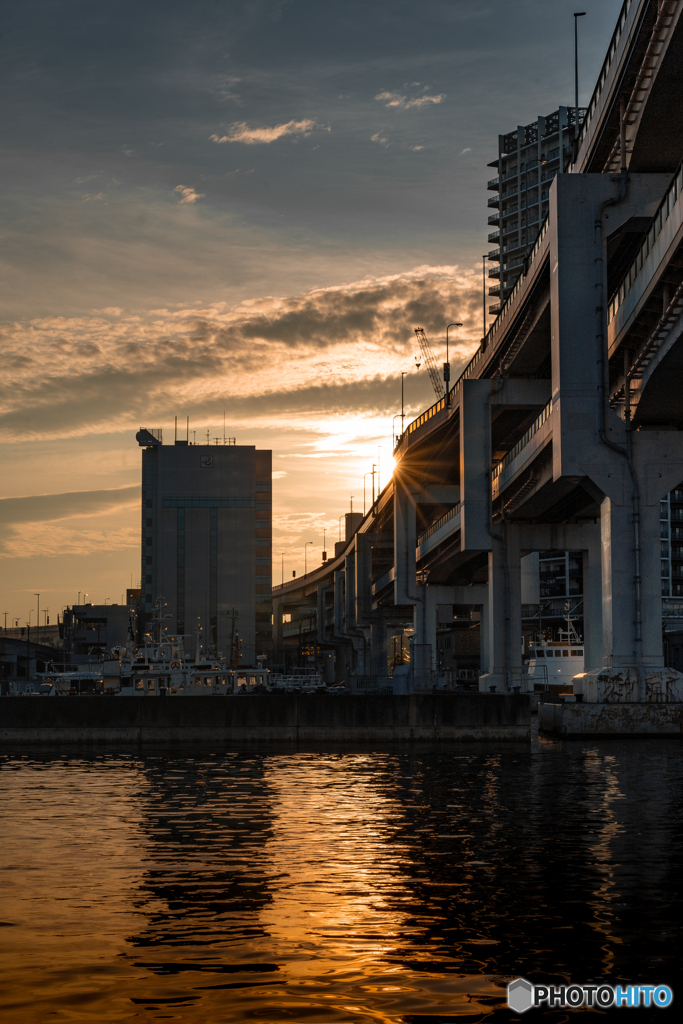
482, 256, 488, 340
304, 541, 313, 575
392, 414, 403, 447
445, 323, 463, 407
364, 467, 376, 515
574, 13, 586, 162
34, 594, 40, 639
281, 551, 285, 586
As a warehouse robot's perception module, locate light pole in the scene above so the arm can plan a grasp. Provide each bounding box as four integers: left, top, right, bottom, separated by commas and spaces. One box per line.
2, 612, 7, 632
281, 552, 285, 585
482, 256, 488, 340
445, 323, 463, 407
392, 414, 403, 447
401, 370, 407, 434
34, 594, 40, 640
364, 469, 376, 515
304, 541, 313, 575
574, 13, 586, 162
322, 529, 327, 562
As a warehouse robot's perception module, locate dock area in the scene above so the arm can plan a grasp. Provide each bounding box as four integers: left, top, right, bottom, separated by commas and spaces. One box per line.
539, 701, 683, 737
0, 693, 530, 744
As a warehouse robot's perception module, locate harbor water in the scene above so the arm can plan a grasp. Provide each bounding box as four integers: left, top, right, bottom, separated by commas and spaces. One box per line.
1, 731, 682, 1021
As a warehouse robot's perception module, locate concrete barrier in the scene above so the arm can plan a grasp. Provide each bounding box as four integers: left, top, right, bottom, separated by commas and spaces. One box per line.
539, 701, 683, 737
0, 693, 530, 744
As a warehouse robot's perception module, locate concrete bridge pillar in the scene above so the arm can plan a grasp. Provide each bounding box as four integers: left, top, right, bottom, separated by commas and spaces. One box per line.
506, 524, 524, 690
582, 531, 603, 672
601, 497, 665, 671
477, 526, 523, 692
370, 614, 388, 675
479, 536, 507, 692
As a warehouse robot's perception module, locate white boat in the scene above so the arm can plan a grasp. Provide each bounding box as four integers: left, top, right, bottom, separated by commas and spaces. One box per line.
525, 617, 584, 692
32, 668, 105, 696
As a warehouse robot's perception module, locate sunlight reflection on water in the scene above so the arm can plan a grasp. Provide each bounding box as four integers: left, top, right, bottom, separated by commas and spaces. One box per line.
1, 740, 682, 1022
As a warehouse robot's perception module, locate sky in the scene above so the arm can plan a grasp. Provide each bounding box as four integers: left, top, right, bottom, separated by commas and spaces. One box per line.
0, 0, 624, 624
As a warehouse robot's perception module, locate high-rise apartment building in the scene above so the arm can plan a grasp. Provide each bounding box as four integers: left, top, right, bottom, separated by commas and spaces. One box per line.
487, 107, 585, 315
136, 430, 272, 663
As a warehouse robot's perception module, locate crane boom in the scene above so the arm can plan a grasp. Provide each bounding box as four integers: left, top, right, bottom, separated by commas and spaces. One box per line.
414, 327, 445, 400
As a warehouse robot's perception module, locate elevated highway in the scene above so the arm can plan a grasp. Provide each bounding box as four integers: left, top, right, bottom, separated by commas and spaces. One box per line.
274, 0, 683, 702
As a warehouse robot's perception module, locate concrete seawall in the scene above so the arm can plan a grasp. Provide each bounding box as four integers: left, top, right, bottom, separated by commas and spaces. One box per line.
0, 693, 529, 744
539, 701, 683, 736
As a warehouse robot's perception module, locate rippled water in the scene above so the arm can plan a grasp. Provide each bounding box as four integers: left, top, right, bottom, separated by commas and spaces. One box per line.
1, 732, 682, 1022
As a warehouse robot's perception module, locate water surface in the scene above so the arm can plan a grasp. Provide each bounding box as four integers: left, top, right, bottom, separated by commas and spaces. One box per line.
2, 734, 682, 1021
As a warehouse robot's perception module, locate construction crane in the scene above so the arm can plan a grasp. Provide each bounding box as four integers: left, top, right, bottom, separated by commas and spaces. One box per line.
414, 327, 445, 400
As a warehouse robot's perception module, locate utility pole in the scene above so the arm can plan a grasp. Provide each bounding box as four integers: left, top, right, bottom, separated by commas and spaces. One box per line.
445, 323, 463, 408
574, 13, 586, 162
482, 256, 488, 339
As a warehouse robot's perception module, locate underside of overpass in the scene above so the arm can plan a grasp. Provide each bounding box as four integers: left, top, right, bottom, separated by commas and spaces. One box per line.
273, 0, 683, 702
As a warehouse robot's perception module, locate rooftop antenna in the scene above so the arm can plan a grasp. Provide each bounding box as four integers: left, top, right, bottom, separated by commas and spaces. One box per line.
223, 410, 226, 445
186, 415, 189, 444
350, 496, 353, 512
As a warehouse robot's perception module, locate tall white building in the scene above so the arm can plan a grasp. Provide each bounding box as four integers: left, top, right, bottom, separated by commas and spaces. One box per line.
136, 430, 272, 663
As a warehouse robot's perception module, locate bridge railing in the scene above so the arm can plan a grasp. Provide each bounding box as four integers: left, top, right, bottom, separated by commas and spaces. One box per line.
575, 0, 636, 160
492, 400, 552, 481
608, 160, 683, 323
417, 503, 461, 546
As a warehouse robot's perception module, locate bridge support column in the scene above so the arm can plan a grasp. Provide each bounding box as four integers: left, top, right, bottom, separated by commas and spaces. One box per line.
582, 531, 603, 672
370, 613, 388, 675
478, 527, 523, 692
506, 524, 524, 690
479, 537, 506, 692
479, 594, 490, 677
601, 497, 665, 671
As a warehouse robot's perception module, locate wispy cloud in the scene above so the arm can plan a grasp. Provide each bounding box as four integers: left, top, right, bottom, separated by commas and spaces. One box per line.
174, 184, 205, 204
210, 119, 317, 145
0, 485, 139, 556
371, 132, 389, 146
375, 90, 445, 110
461, 147, 472, 154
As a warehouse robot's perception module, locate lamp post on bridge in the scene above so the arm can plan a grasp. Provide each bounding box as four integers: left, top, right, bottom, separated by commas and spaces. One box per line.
573, 13, 586, 162
445, 323, 463, 407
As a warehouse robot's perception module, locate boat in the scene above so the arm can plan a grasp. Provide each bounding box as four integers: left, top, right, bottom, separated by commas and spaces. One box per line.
525, 613, 584, 693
